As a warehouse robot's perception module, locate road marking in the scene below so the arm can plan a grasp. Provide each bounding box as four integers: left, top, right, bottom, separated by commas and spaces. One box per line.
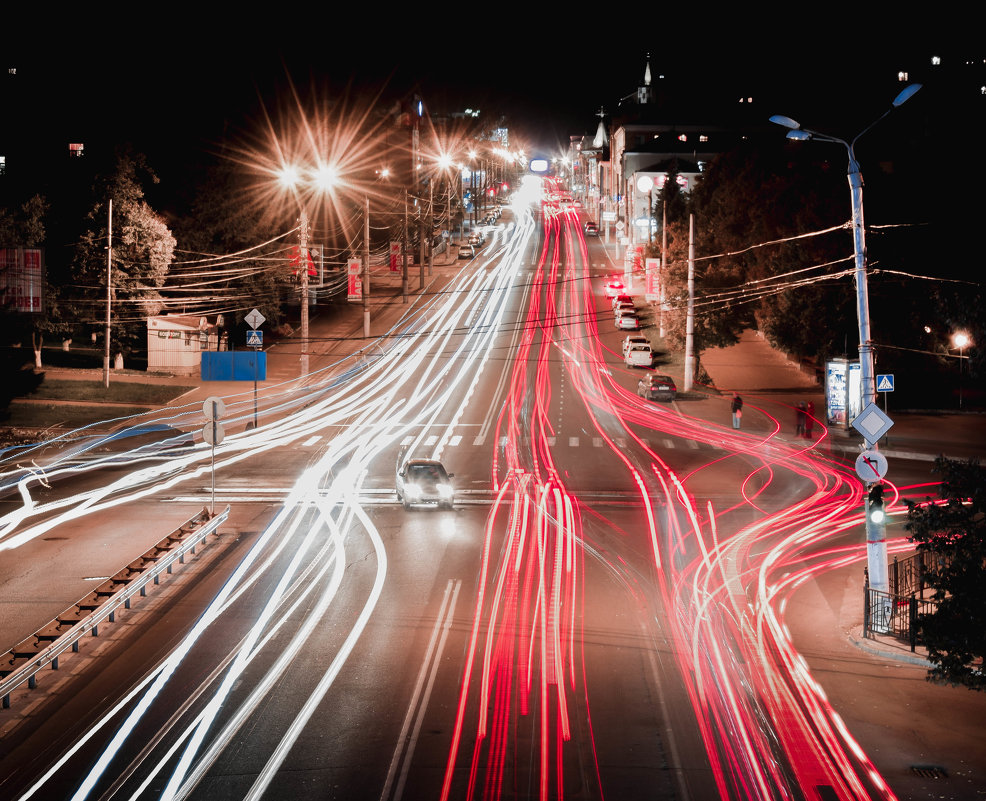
380, 578, 461, 801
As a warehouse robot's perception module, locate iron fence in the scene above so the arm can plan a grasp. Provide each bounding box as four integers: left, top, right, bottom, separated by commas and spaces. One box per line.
864, 583, 940, 652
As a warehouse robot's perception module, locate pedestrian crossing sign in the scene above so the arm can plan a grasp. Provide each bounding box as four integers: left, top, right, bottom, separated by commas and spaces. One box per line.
876, 374, 894, 392
246, 329, 263, 347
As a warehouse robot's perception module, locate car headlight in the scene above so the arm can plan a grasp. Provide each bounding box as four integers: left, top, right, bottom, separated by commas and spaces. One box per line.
438, 483, 454, 498
406, 483, 423, 499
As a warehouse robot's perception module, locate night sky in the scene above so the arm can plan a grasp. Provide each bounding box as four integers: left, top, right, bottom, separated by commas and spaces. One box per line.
2, 10, 975, 178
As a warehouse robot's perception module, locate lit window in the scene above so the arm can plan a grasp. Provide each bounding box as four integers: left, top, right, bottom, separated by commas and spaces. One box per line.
678, 134, 687, 142
68, 143, 84, 157
897, 71, 909, 82
699, 135, 708, 143
0, 155, 5, 175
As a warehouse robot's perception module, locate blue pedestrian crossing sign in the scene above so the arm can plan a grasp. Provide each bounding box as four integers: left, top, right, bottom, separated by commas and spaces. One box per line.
876, 374, 894, 392
246, 329, 263, 347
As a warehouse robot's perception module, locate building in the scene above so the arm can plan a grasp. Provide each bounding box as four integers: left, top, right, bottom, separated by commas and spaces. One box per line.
147, 314, 224, 375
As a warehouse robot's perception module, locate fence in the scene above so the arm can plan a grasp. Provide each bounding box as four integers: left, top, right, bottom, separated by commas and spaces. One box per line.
864, 549, 943, 651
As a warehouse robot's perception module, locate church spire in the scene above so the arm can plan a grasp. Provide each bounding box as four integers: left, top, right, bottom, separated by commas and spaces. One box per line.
638, 54, 653, 104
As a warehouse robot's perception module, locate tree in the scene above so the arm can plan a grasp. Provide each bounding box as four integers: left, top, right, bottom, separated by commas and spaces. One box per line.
0, 193, 74, 370
69, 149, 176, 364
905, 457, 986, 690
170, 159, 291, 334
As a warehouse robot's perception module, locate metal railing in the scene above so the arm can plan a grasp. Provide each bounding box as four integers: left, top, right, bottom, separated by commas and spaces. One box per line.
864, 583, 939, 652
888, 549, 951, 598
0, 505, 230, 709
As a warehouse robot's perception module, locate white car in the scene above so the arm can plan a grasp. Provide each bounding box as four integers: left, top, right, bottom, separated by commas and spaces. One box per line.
616, 311, 639, 330
625, 342, 653, 367
622, 334, 649, 356
396, 459, 455, 509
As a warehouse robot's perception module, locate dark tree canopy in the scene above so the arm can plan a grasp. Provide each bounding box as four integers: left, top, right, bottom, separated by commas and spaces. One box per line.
905, 457, 986, 690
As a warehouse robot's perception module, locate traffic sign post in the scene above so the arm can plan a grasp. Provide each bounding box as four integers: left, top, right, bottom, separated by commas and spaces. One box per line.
245, 309, 265, 429
202, 397, 225, 514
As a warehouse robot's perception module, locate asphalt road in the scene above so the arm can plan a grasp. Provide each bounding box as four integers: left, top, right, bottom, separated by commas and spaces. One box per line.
1, 203, 985, 801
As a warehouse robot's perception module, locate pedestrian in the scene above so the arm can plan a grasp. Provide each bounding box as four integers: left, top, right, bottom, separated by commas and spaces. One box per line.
731, 392, 743, 429
804, 400, 815, 439
795, 402, 806, 436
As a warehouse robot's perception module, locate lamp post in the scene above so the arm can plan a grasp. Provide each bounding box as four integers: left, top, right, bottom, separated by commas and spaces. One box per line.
952, 332, 971, 409
770, 83, 922, 602
277, 161, 340, 376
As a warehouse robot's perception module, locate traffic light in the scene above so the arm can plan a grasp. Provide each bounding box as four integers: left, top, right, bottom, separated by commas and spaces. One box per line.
867, 483, 886, 525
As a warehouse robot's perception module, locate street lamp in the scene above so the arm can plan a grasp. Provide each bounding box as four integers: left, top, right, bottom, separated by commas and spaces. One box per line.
276, 165, 328, 377
952, 331, 971, 408
770, 83, 922, 604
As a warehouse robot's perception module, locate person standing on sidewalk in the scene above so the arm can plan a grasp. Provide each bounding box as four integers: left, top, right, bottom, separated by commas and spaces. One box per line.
804, 400, 815, 439
795, 402, 806, 436
731, 392, 743, 429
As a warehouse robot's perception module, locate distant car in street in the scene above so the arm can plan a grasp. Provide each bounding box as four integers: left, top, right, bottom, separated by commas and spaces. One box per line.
468, 232, 484, 246
611, 293, 633, 309
605, 278, 625, 297
458, 244, 475, 259
396, 459, 455, 509
637, 373, 677, 402
622, 334, 649, 356
613, 301, 635, 319
615, 311, 639, 330
584, 221, 598, 235
624, 342, 653, 368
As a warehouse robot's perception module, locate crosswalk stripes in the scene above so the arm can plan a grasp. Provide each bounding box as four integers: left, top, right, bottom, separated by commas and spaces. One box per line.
306, 432, 705, 451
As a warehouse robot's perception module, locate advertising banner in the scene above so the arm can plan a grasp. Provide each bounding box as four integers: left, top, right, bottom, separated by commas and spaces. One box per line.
347, 259, 362, 301
645, 257, 661, 299
0, 248, 44, 313
825, 359, 862, 429
389, 242, 402, 272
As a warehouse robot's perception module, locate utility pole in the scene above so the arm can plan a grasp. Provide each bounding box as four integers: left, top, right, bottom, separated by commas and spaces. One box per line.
363, 196, 370, 338
298, 210, 310, 376
402, 190, 409, 303
683, 213, 695, 391
659, 204, 667, 338
103, 199, 112, 388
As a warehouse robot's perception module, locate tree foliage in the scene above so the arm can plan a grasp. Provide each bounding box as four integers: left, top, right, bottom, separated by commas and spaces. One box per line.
170, 159, 291, 332
69, 149, 176, 360
905, 457, 986, 690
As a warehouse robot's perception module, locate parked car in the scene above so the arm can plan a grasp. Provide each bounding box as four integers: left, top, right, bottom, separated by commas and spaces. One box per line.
611, 294, 633, 309
604, 278, 625, 297
468, 232, 484, 246
615, 311, 639, 330
622, 334, 650, 356
613, 301, 635, 318
584, 221, 598, 235
458, 244, 475, 259
396, 459, 455, 509
624, 342, 653, 368
637, 373, 677, 402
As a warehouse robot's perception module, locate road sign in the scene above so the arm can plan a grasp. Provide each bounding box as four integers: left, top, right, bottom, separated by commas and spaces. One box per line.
851, 402, 894, 444
203, 396, 225, 421
876, 374, 895, 392
855, 449, 889, 482
245, 308, 265, 330
246, 329, 263, 347
202, 420, 225, 446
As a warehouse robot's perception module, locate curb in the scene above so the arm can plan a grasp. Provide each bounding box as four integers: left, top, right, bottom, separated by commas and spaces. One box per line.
846, 625, 933, 668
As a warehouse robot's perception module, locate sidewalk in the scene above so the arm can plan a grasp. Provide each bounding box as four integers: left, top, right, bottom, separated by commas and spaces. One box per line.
699, 328, 986, 797
699, 329, 986, 464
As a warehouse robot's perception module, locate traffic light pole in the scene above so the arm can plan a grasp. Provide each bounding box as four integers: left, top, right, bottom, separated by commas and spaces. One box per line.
299, 211, 310, 377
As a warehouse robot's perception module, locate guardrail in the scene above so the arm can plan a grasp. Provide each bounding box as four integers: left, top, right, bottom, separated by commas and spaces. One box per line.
0, 505, 230, 709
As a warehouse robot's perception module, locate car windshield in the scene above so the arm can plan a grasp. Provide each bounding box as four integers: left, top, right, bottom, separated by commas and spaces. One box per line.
407, 464, 447, 483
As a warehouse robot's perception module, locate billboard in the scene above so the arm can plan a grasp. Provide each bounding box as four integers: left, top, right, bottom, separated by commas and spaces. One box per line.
347, 259, 363, 302
0, 248, 44, 313
825, 359, 862, 429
